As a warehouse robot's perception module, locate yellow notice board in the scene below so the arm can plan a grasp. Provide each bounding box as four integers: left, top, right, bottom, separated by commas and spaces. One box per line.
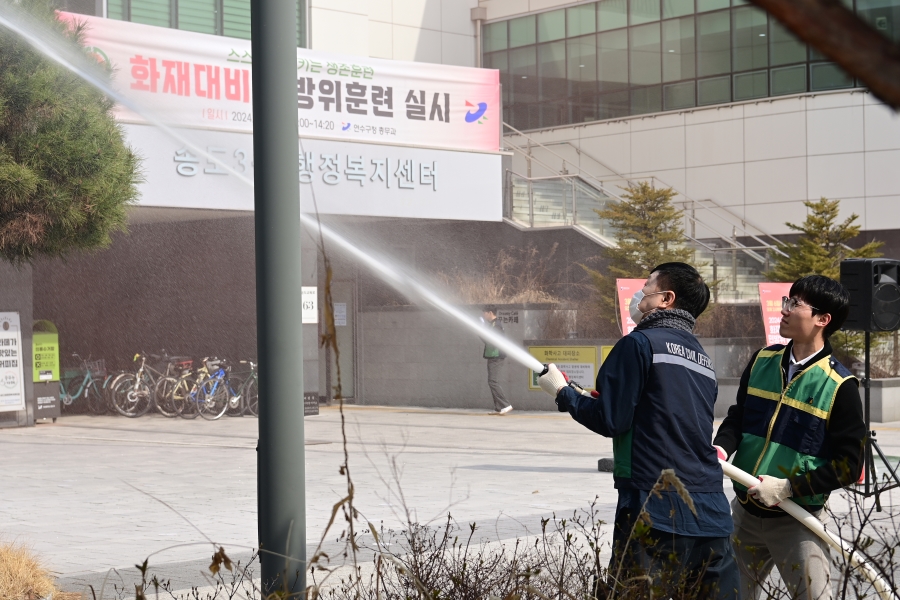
528, 346, 598, 390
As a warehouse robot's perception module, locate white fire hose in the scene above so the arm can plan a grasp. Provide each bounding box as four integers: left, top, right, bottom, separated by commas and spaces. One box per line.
720, 459, 898, 600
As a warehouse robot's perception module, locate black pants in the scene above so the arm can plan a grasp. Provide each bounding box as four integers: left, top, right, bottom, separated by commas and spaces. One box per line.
610, 503, 740, 600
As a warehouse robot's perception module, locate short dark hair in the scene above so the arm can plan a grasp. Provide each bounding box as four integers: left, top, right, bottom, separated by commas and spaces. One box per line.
789, 275, 850, 338
650, 262, 710, 318
482, 305, 497, 315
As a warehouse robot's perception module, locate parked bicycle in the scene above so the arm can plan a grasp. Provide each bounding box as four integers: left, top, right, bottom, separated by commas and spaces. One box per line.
110, 351, 191, 418
60, 354, 109, 415
195, 358, 241, 421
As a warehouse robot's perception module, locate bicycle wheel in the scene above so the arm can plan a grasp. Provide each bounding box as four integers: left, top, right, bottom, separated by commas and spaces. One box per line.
86, 379, 108, 415
64, 376, 87, 414
180, 382, 202, 419
104, 372, 128, 415
225, 375, 245, 417
154, 377, 180, 417
112, 374, 152, 417
243, 376, 258, 417
198, 377, 229, 420
168, 375, 192, 417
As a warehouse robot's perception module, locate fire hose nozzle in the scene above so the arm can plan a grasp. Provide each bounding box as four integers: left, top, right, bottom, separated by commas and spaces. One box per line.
538, 363, 550, 377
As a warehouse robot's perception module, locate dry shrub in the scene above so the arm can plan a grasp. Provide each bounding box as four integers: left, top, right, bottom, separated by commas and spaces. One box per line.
435, 244, 560, 305
0, 541, 56, 600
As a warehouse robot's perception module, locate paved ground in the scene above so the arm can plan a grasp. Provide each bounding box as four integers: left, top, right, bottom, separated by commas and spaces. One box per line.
1, 406, 899, 596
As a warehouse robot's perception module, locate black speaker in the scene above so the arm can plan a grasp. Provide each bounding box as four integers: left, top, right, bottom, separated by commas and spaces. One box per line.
840, 258, 900, 331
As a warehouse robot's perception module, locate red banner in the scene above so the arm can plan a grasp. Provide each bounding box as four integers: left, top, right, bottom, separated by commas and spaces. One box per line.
616, 278, 647, 337
758, 282, 792, 346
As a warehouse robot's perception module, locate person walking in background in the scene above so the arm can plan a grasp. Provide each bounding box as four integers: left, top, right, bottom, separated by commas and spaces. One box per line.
482, 305, 512, 415
713, 275, 865, 600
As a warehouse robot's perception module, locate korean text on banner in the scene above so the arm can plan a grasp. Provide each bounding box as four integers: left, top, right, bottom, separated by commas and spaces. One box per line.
758, 283, 792, 346
528, 346, 597, 390
59, 13, 500, 153
616, 279, 647, 336
0, 312, 25, 413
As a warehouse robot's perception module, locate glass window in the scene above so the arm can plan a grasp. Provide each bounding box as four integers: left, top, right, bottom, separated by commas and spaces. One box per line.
697, 11, 730, 76
631, 0, 660, 25
770, 21, 805, 65
598, 0, 628, 31
663, 0, 694, 19
509, 15, 536, 48
485, 51, 510, 103
733, 70, 767, 100
131, 0, 170, 27
598, 29, 630, 91
598, 90, 631, 119
663, 17, 695, 82
567, 4, 597, 37
632, 85, 662, 114
538, 9, 566, 42
697, 76, 731, 104
732, 0, 749, 5
108, 0, 126, 20
664, 81, 696, 109
698, 0, 729, 11
539, 41, 567, 100
572, 94, 599, 123
179, 0, 217, 34
858, 0, 900, 43
568, 35, 598, 97
484, 22, 508, 52
771, 64, 806, 96
630, 23, 661, 86
510, 46, 538, 107
541, 101, 569, 128
223, 0, 251, 39
810, 63, 854, 91
732, 7, 767, 71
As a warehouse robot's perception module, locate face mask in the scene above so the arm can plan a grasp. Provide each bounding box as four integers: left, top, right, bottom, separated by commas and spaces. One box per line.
629, 290, 645, 324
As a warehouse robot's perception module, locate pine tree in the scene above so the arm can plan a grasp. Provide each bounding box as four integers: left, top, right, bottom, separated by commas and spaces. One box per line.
767, 197, 883, 361
0, 0, 141, 262
767, 198, 882, 281
582, 182, 693, 324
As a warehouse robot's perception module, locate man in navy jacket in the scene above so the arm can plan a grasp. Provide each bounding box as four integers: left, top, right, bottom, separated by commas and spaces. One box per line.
539, 262, 738, 599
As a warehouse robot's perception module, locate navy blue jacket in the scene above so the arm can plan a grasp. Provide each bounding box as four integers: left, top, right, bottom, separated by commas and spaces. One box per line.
557, 327, 723, 492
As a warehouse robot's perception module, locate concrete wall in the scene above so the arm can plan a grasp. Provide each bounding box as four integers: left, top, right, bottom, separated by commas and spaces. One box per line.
0, 263, 34, 428
356, 304, 763, 411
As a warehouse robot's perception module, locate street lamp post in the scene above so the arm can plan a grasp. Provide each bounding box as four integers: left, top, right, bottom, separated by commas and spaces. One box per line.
250, 0, 305, 592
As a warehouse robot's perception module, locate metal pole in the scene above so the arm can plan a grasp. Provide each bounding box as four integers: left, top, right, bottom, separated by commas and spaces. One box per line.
865, 330, 872, 498
251, 0, 306, 593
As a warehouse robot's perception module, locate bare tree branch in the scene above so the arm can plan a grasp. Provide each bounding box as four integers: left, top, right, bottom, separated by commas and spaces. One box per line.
748, 0, 900, 110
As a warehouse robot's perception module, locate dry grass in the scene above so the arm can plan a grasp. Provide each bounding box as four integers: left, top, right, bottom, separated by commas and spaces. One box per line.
0, 541, 56, 600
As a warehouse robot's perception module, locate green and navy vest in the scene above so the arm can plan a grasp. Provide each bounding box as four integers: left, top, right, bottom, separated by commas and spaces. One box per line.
732, 344, 855, 511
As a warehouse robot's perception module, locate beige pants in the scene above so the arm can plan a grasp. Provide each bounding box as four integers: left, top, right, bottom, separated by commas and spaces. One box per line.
730, 498, 832, 600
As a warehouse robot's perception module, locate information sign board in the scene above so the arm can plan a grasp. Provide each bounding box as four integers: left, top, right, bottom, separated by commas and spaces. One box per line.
528, 346, 598, 390
0, 312, 26, 413
758, 283, 792, 346
302, 287, 318, 324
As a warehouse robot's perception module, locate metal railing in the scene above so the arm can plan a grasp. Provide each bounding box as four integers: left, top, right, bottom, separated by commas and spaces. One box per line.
505, 171, 617, 247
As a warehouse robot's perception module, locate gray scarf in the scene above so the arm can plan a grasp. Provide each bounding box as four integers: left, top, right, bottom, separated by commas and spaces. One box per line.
634, 308, 696, 333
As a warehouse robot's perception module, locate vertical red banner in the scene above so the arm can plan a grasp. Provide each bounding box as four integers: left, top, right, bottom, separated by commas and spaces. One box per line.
616, 278, 647, 337
758, 282, 792, 346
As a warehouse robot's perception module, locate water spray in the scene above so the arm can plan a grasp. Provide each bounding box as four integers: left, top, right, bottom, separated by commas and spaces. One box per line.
4, 9, 897, 594
720, 460, 898, 600
0, 5, 546, 376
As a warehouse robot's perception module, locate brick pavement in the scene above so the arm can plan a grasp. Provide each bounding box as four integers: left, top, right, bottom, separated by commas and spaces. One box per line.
0, 406, 898, 595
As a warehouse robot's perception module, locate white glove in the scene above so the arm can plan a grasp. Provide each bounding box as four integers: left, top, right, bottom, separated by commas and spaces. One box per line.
748, 475, 792, 507
538, 363, 568, 397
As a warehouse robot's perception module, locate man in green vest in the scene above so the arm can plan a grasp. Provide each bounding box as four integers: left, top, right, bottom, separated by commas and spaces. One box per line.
713, 275, 865, 599
482, 305, 512, 414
